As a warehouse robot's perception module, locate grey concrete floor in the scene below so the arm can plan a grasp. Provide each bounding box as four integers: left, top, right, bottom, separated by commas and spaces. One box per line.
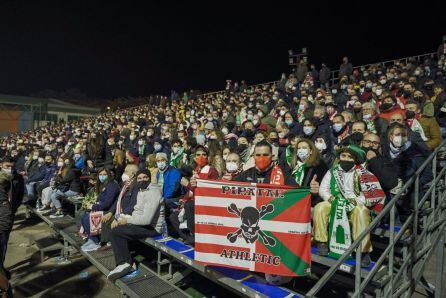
5, 208, 119, 298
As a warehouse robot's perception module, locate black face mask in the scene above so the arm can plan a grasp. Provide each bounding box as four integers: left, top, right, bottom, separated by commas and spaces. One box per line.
269, 138, 279, 144
414, 96, 424, 102
405, 110, 416, 119
381, 102, 393, 111
237, 144, 248, 154
353, 107, 362, 113
403, 90, 412, 97
350, 132, 363, 143
137, 181, 150, 190
339, 160, 355, 172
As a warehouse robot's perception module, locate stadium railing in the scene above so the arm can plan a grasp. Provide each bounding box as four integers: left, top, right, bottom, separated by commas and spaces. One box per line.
200, 51, 437, 98
305, 139, 446, 298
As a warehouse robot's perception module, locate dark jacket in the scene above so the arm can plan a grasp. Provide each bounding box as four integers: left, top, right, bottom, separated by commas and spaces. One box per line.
110, 182, 139, 215
55, 167, 82, 193
91, 180, 121, 212
26, 160, 40, 179
280, 159, 328, 206
319, 66, 331, 84
339, 62, 353, 78
28, 164, 47, 183
367, 155, 398, 192
42, 163, 57, 184
234, 164, 297, 186
0, 174, 13, 232
11, 170, 24, 214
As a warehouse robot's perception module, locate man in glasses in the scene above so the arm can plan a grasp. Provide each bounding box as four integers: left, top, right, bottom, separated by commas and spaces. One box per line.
361, 132, 398, 193
234, 140, 296, 186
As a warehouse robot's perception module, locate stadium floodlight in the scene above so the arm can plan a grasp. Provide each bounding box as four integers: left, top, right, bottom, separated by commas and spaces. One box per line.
302, 47, 307, 54
288, 50, 294, 56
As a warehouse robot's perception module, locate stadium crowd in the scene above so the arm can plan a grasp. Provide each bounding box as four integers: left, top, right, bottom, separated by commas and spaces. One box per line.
0, 43, 446, 282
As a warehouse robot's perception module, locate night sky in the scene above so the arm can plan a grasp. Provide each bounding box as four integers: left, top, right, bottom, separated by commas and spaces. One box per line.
0, 1, 445, 99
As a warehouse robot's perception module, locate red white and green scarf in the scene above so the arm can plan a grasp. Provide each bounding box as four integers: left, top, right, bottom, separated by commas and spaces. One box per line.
328, 164, 385, 258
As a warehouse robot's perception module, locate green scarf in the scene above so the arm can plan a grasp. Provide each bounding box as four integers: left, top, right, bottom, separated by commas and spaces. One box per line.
291, 161, 306, 185
170, 147, 185, 168
328, 166, 355, 259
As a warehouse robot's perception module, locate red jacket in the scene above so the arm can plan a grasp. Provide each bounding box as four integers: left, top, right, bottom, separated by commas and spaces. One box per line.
379, 105, 405, 121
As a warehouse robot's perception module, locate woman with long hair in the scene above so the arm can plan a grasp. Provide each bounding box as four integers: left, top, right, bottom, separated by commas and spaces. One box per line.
284, 138, 328, 206
47, 157, 82, 218
80, 168, 120, 252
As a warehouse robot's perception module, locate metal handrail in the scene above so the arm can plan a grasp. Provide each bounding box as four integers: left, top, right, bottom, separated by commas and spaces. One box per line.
200, 51, 437, 97
305, 138, 446, 297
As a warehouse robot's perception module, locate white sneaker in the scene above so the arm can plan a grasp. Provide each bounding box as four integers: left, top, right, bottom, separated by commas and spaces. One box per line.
82, 242, 101, 252
107, 263, 132, 281
81, 239, 95, 251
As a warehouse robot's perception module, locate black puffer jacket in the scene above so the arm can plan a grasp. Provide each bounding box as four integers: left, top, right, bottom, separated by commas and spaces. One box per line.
0, 172, 13, 233
55, 167, 82, 193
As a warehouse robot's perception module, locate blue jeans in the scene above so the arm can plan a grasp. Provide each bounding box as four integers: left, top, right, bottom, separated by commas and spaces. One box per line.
81, 212, 100, 244
49, 189, 79, 209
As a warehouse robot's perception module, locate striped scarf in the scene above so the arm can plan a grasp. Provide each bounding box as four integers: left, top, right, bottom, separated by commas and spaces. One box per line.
115, 180, 133, 217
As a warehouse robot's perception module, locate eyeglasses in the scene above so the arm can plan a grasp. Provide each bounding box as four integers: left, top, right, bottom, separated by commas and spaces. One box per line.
362, 140, 380, 146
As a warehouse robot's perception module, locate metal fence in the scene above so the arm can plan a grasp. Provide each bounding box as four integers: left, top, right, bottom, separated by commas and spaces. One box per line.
201, 51, 437, 98
305, 139, 446, 298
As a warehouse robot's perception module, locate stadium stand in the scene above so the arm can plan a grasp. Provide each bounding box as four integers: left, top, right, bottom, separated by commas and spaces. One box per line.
2, 41, 446, 297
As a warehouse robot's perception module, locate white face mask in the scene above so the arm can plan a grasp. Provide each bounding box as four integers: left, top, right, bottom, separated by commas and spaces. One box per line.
315, 141, 327, 151
375, 89, 383, 96
154, 144, 162, 151
138, 140, 144, 145
363, 113, 372, 120
129, 135, 136, 141
221, 128, 229, 135
38, 157, 45, 164
57, 161, 64, 167
33, 155, 39, 160
157, 161, 167, 170
392, 135, 404, 148
2, 168, 11, 175
121, 173, 130, 183
297, 148, 310, 161
172, 147, 180, 154
226, 162, 238, 173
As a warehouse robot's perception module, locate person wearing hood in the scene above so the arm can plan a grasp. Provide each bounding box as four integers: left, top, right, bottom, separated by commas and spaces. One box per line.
258, 105, 277, 132
283, 112, 303, 135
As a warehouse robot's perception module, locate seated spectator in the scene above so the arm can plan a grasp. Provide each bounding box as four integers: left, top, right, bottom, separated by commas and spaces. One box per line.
221, 152, 243, 180
46, 157, 82, 218
282, 138, 328, 205
314, 145, 385, 267
100, 165, 140, 245
361, 102, 388, 139
405, 101, 442, 150
107, 173, 164, 281
382, 123, 433, 216
154, 152, 183, 210
80, 168, 120, 252
379, 94, 405, 121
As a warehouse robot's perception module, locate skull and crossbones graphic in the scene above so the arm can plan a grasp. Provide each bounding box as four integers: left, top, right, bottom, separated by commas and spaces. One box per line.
226, 203, 276, 247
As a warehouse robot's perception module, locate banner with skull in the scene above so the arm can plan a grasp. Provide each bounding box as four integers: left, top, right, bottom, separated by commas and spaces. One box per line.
195, 179, 311, 276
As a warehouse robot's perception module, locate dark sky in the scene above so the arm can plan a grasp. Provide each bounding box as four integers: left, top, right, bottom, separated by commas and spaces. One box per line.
0, 1, 445, 99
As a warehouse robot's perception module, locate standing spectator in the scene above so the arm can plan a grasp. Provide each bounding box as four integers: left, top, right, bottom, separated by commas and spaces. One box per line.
319, 63, 331, 91
339, 56, 353, 78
